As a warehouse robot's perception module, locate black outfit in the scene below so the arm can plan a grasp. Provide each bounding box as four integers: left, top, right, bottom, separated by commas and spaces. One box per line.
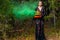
35, 7, 46, 40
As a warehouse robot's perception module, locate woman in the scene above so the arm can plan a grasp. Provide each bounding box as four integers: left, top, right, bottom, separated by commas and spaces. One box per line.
34, 1, 46, 40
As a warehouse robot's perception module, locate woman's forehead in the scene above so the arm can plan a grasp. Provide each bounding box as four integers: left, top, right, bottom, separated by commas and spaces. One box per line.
39, 1, 42, 3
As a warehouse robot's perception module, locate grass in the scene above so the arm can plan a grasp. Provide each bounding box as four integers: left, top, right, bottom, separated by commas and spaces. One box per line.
3, 26, 60, 40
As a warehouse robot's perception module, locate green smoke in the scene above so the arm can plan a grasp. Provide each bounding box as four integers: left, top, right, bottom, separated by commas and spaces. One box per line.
12, 1, 38, 20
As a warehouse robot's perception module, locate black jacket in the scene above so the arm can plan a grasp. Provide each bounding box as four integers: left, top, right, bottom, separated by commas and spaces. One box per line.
35, 7, 46, 18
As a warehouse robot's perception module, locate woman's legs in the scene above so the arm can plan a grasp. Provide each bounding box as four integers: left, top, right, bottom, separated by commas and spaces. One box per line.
35, 19, 46, 40
39, 19, 46, 40
35, 19, 40, 40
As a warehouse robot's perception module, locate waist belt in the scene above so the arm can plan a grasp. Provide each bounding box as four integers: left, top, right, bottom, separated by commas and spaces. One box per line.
34, 10, 42, 18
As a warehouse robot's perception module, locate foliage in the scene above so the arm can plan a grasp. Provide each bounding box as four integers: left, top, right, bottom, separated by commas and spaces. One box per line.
0, 0, 60, 39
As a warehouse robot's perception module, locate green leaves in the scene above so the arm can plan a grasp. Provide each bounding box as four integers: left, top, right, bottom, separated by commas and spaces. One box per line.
12, 1, 38, 20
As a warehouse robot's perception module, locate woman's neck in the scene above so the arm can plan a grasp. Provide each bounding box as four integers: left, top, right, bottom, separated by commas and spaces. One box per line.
38, 6, 43, 11
38, 5, 43, 7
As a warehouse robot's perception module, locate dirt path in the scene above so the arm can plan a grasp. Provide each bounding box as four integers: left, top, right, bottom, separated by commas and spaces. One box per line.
7, 34, 60, 40
7, 26, 60, 40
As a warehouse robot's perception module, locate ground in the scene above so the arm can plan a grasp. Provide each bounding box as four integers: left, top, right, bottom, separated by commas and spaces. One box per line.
6, 26, 60, 40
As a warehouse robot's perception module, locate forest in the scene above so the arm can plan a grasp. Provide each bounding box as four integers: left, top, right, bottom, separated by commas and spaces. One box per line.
0, 0, 60, 40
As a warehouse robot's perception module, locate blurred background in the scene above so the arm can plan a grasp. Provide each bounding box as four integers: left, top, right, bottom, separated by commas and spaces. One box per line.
0, 0, 60, 40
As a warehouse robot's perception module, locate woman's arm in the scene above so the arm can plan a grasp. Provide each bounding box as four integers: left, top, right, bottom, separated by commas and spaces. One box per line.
41, 7, 46, 17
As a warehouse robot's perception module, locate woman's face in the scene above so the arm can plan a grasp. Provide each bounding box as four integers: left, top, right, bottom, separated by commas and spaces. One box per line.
38, 1, 43, 6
